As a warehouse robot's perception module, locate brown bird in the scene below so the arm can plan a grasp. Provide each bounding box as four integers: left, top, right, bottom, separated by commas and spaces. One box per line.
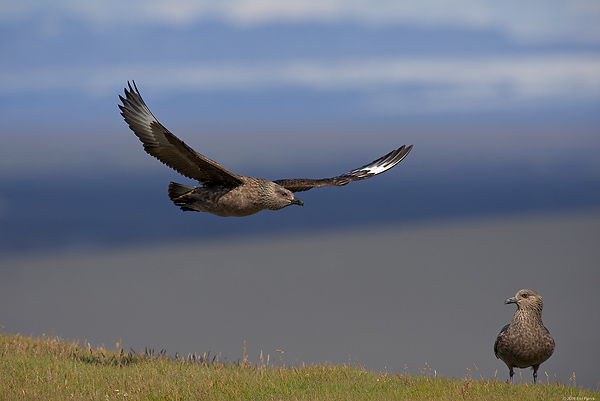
119, 81, 413, 217
494, 289, 555, 383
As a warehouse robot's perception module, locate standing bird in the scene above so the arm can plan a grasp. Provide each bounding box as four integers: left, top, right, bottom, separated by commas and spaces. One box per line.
494, 289, 555, 383
119, 81, 413, 217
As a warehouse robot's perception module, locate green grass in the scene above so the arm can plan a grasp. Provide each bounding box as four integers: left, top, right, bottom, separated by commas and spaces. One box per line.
1, 332, 597, 400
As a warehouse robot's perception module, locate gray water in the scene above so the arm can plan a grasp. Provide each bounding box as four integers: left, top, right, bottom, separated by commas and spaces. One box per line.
2, 210, 598, 390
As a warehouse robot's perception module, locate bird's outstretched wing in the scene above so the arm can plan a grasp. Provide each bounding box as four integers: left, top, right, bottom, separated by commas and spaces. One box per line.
274, 145, 413, 192
119, 81, 243, 187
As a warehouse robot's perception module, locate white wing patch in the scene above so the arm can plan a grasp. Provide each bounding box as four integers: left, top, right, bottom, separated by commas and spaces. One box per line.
348, 157, 398, 176
355, 161, 393, 175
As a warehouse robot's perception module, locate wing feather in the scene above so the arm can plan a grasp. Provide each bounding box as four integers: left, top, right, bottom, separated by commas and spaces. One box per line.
494, 323, 510, 358
274, 145, 412, 192
119, 81, 242, 186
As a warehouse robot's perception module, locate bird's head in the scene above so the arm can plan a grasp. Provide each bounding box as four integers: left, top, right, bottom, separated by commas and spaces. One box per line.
505, 289, 543, 312
265, 182, 303, 210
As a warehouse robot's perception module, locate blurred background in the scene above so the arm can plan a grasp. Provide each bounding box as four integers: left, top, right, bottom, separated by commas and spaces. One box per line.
1, 0, 599, 390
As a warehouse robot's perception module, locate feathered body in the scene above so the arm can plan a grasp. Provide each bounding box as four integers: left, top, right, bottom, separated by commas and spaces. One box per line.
494, 289, 555, 383
168, 178, 299, 217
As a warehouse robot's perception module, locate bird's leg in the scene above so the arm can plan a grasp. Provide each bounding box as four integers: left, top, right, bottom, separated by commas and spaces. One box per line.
509, 367, 514, 383
533, 365, 539, 384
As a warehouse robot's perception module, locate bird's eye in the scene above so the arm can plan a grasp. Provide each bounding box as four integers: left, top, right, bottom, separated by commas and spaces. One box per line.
521, 293, 529, 298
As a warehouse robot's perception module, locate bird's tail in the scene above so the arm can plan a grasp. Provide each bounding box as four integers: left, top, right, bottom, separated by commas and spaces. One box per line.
168, 182, 194, 201
168, 182, 202, 212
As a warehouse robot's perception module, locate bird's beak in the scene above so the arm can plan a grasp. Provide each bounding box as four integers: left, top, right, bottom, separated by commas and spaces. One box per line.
504, 296, 518, 305
291, 198, 304, 206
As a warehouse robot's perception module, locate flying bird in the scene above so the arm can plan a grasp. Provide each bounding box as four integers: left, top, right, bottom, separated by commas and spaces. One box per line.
119, 81, 413, 217
494, 289, 555, 384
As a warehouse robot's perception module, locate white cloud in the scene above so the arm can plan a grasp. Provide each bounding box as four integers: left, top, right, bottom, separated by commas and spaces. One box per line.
2, 0, 599, 44
2, 54, 599, 115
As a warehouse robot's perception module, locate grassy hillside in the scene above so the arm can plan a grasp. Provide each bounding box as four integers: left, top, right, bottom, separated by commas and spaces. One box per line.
1, 332, 597, 400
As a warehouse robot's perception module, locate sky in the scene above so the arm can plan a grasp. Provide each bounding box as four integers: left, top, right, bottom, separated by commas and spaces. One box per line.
0, 0, 600, 389
2, 1, 600, 101
1, 0, 599, 247
0, 1, 598, 183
